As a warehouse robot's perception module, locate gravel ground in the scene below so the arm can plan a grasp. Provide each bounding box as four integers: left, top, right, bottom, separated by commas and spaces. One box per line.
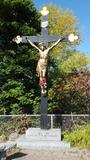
7, 148, 90, 160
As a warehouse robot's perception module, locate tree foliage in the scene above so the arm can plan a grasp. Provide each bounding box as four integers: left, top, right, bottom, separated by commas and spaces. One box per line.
0, 0, 40, 114
0, 2, 89, 114
56, 72, 90, 114
46, 4, 90, 114
47, 4, 80, 57
58, 51, 89, 74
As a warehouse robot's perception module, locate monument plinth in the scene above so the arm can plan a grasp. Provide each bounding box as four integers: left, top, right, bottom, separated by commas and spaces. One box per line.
16, 128, 70, 149
26, 128, 61, 141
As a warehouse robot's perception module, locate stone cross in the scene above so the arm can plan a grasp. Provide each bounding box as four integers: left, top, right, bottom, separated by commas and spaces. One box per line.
13, 7, 78, 129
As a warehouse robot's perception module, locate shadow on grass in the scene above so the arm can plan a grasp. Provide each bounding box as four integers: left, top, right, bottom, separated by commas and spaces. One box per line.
7, 152, 27, 160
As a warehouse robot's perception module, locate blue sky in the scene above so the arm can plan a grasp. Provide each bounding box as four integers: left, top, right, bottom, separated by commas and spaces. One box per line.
33, 0, 90, 57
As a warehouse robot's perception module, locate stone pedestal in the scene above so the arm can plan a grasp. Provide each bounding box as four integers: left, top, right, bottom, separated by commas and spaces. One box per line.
26, 128, 61, 141
16, 128, 70, 149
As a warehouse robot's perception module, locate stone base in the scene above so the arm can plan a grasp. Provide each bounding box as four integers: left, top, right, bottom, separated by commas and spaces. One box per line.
16, 128, 70, 149
26, 128, 61, 141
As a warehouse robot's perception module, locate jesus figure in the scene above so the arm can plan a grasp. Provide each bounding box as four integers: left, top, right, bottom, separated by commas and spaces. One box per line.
27, 38, 63, 94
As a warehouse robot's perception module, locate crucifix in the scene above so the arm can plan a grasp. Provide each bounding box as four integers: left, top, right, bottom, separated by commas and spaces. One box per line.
13, 6, 78, 129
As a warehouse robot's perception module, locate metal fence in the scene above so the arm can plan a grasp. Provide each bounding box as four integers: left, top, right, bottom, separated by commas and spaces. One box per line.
0, 114, 90, 132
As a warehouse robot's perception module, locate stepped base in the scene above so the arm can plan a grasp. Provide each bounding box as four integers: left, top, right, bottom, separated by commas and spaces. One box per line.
16, 128, 70, 149
26, 128, 61, 141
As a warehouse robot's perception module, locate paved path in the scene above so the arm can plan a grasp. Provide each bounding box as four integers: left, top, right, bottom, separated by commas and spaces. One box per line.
7, 148, 90, 160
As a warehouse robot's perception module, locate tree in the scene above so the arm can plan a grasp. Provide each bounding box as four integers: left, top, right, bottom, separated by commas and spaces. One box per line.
0, 0, 40, 114
46, 4, 90, 114
0, 2, 89, 115
57, 72, 90, 114
58, 50, 89, 74
48, 4, 80, 58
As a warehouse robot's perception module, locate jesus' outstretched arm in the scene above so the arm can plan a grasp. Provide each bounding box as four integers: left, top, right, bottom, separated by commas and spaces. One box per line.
47, 37, 65, 51
27, 39, 41, 52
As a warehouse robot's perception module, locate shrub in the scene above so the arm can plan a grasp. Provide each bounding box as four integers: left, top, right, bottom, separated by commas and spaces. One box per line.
64, 124, 90, 148
16, 116, 31, 134
0, 116, 31, 139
